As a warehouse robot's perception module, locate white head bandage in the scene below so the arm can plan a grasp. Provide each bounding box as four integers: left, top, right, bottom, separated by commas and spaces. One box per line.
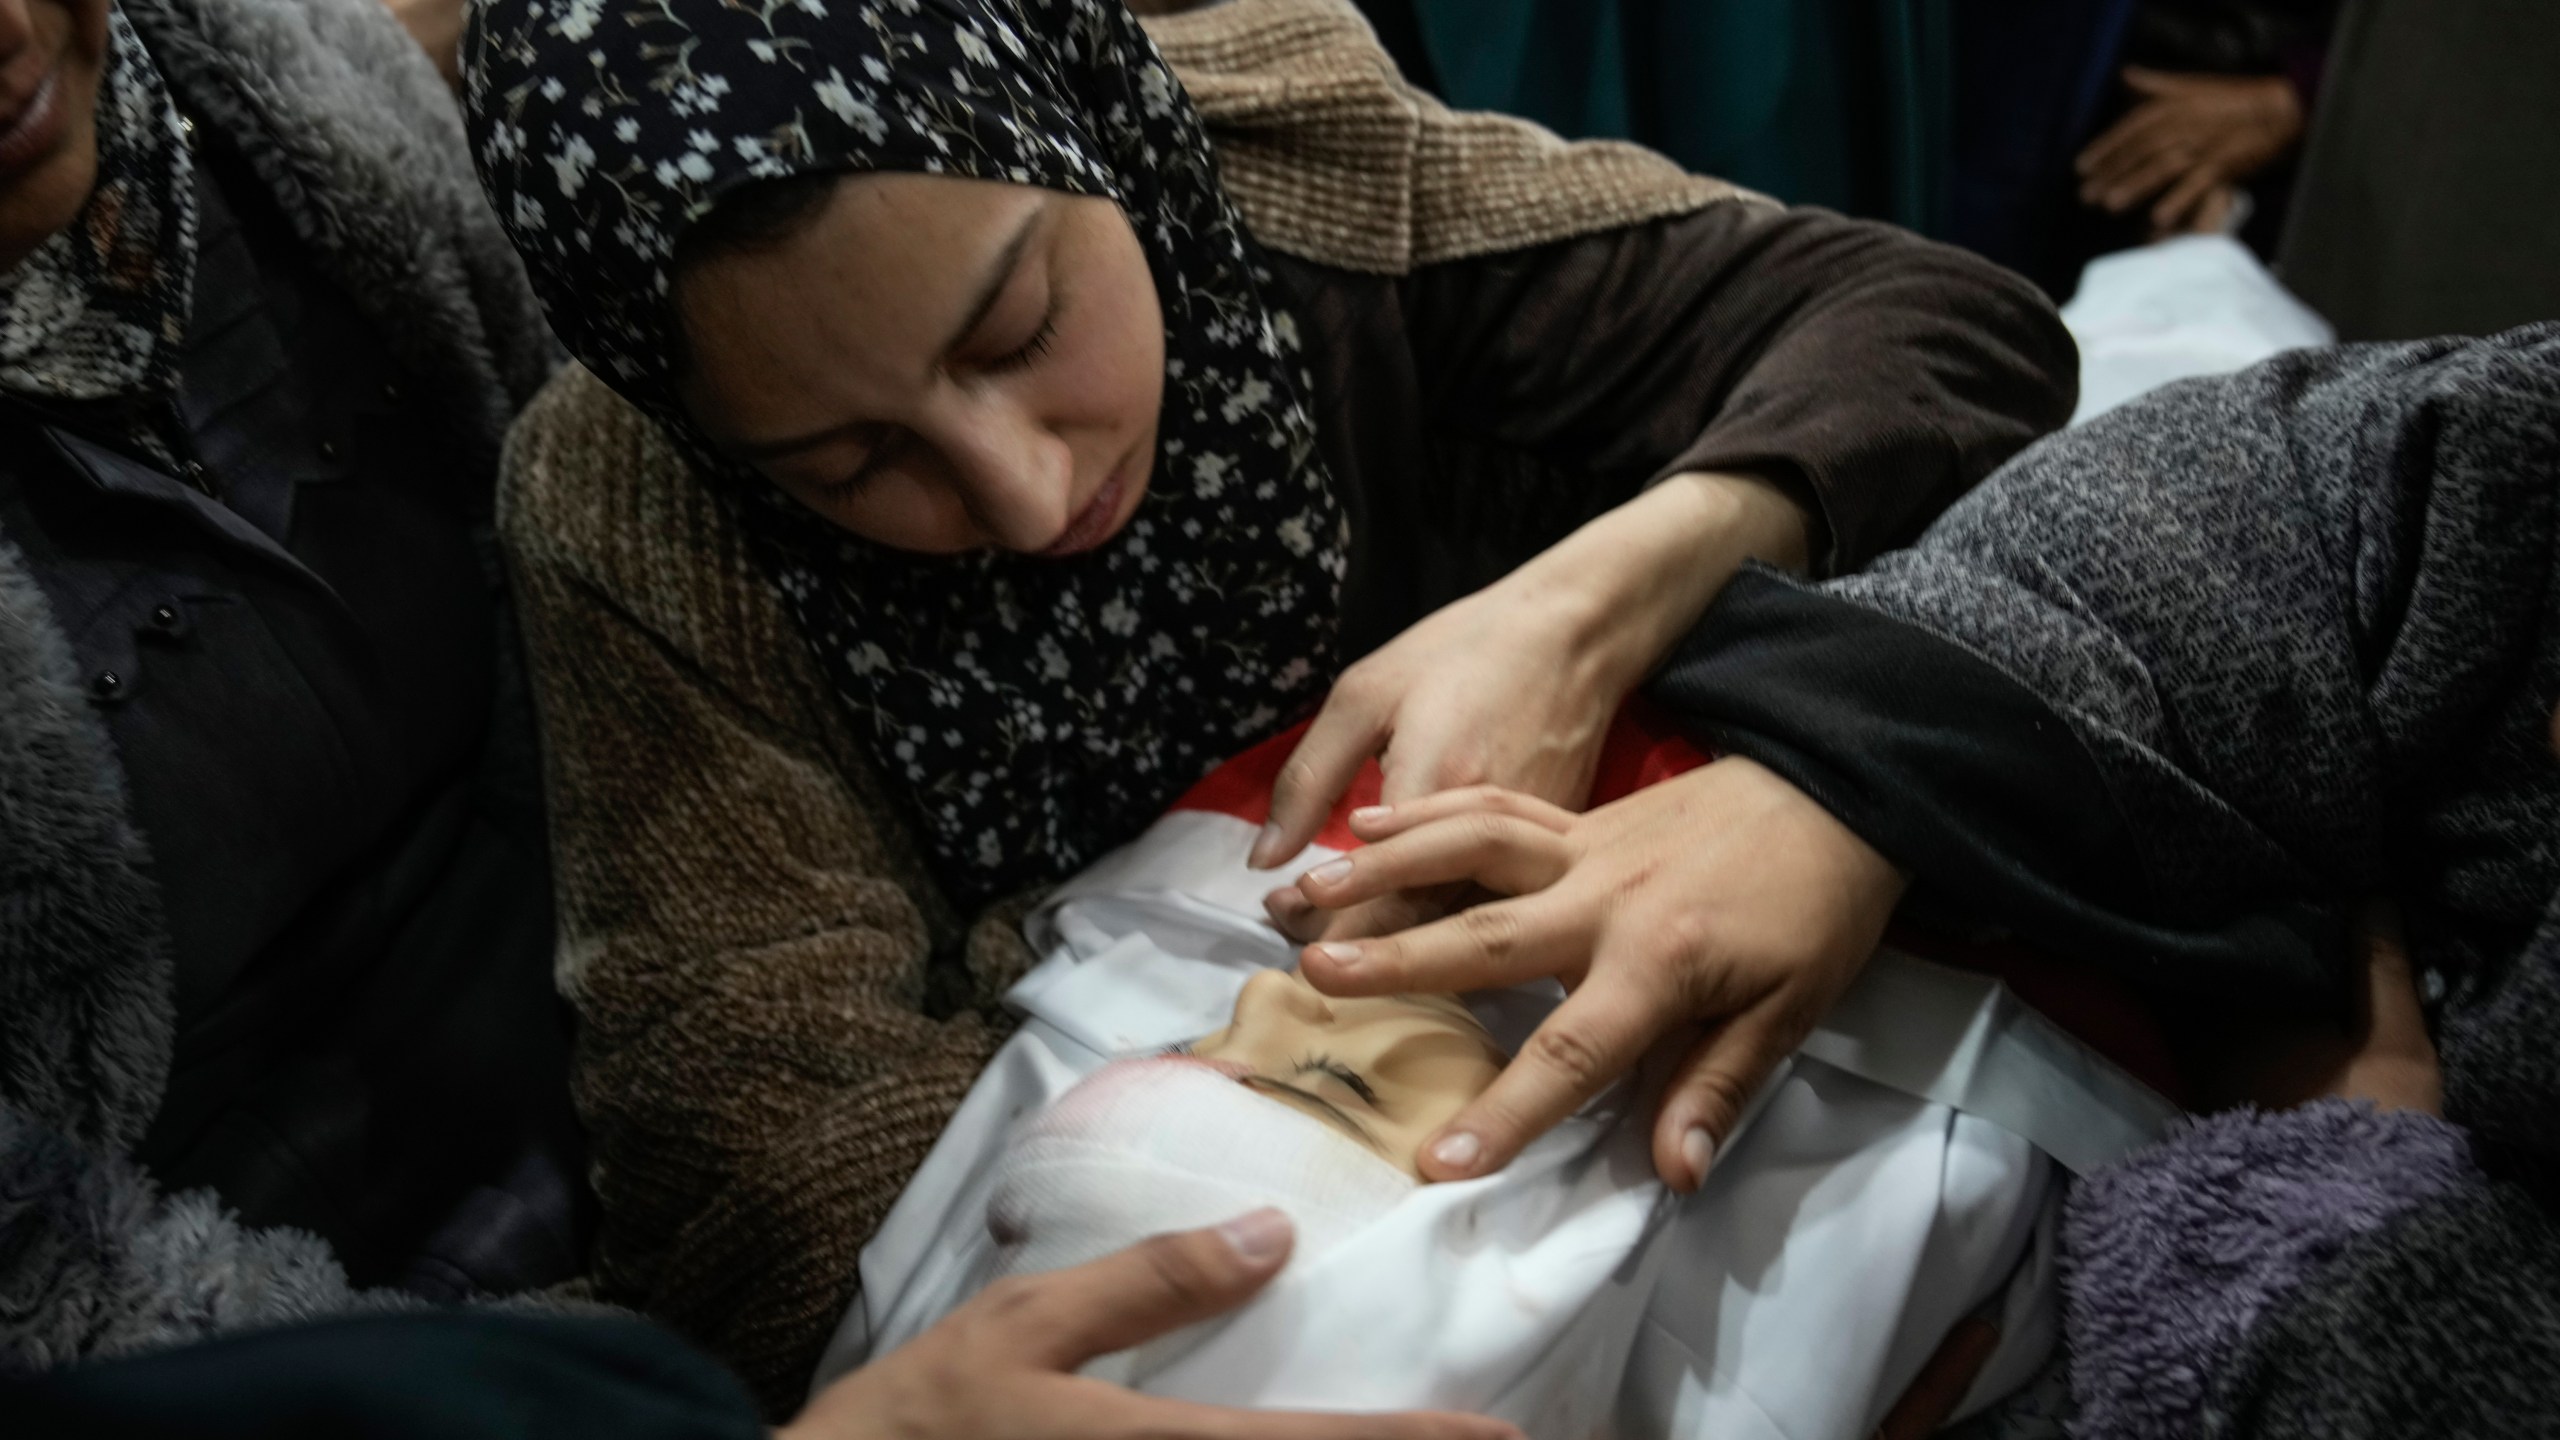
983, 1056, 1417, 1283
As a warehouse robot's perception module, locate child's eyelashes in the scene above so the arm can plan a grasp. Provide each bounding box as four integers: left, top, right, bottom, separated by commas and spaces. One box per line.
1295, 1051, 1381, 1108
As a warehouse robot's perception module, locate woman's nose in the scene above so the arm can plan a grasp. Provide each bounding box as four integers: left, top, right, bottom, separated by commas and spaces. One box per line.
939, 406, 1076, 553
0, 0, 35, 54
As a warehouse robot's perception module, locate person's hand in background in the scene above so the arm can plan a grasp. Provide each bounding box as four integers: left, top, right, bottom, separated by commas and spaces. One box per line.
2076, 67, 2305, 237
379, 0, 463, 88
2175, 901, 2442, 1116
782, 1210, 1521, 1440
1256, 471, 1811, 945
1287, 757, 1906, 1191
2319, 902, 2443, 1114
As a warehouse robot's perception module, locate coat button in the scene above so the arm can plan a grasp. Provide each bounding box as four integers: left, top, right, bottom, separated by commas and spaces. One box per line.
90, 670, 125, 701
380, 381, 402, 404
318, 440, 341, 462
150, 603, 182, 631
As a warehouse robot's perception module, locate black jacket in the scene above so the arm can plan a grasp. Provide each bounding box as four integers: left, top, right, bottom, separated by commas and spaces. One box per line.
0, 0, 564, 1372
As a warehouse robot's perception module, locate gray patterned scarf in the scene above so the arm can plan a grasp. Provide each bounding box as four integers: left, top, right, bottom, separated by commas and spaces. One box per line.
0, 7, 195, 465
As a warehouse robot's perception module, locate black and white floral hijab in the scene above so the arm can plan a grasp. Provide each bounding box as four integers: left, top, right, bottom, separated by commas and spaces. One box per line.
466, 0, 1349, 906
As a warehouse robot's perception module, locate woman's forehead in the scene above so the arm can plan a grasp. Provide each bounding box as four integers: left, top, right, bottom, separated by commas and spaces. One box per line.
675, 175, 1054, 440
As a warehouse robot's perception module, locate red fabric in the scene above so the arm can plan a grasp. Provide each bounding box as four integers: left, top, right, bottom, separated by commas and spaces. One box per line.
1164, 724, 1381, 852
1167, 701, 1709, 847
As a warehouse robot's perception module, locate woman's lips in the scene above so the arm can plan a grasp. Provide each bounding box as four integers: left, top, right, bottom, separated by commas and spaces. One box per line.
0, 67, 65, 181
1036, 449, 1143, 558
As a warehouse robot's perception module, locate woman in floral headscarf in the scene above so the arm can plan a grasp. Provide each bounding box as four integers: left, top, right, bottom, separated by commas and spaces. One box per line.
461, 0, 2074, 1403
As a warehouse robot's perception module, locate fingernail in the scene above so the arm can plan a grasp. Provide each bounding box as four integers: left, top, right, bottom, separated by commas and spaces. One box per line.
1681, 1126, 1716, 1188
1249, 822, 1283, 868
1313, 940, 1361, 969
1430, 1131, 1482, 1172
1217, 1206, 1292, 1262
1306, 857, 1353, 887
1351, 804, 1392, 826
1265, 886, 1306, 916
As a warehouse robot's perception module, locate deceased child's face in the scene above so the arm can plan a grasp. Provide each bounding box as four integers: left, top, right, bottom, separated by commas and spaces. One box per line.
1178, 970, 1507, 1181
977, 975, 1506, 1286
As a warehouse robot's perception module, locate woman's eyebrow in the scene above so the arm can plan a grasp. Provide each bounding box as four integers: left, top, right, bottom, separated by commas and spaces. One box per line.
933, 198, 1050, 367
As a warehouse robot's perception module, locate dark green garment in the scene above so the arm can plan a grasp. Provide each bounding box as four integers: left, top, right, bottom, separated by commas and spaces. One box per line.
1407, 0, 1955, 235
2279, 0, 2560, 340
3, 1315, 765, 1440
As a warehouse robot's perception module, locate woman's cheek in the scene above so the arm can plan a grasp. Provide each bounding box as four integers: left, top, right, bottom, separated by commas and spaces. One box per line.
1046, 313, 1162, 446
859, 474, 983, 553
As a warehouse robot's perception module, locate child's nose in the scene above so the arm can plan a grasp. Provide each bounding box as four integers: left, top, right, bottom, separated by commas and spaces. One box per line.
1235, 968, 1334, 1029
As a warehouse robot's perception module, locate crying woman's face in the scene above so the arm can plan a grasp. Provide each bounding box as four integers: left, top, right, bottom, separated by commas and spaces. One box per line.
676, 171, 1165, 559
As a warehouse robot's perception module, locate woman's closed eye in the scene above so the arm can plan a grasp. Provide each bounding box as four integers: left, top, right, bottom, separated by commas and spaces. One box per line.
818, 429, 907, 503
984, 312, 1057, 373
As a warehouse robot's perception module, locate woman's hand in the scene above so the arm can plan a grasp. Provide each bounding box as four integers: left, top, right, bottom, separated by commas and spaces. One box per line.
782, 1210, 1518, 1440
2075, 68, 2305, 235
1250, 470, 1812, 926
1288, 758, 1907, 1190
2183, 901, 2443, 1116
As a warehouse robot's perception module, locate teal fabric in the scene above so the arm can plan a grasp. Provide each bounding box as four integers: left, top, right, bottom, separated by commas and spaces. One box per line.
1411, 0, 1955, 236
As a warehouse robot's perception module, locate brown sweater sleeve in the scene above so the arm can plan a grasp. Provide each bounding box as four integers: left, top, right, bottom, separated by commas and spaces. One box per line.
498, 367, 1006, 1416
1399, 199, 2079, 573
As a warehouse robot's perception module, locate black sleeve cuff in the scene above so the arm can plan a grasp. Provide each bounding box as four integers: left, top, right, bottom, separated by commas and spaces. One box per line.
1648, 567, 2349, 1012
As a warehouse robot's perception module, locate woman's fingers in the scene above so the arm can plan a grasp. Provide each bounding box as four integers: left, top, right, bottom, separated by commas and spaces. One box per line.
2076, 102, 2176, 182
2150, 163, 2227, 233
1418, 979, 1668, 1181
1651, 1007, 1799, 1191
1264, 884, 1462, 945
1299, 892, 1575, 999
1000, 1210, 1295, 1370
1254, 700, 1387, 869
1346, 786, 1578, 842
2119, 64, 2186, 98
1296, 812, 1572, 910
2096, 140, 2200, 212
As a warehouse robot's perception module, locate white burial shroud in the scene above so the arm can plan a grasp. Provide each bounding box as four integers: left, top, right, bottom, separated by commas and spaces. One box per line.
815, 806, 2175, 1440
